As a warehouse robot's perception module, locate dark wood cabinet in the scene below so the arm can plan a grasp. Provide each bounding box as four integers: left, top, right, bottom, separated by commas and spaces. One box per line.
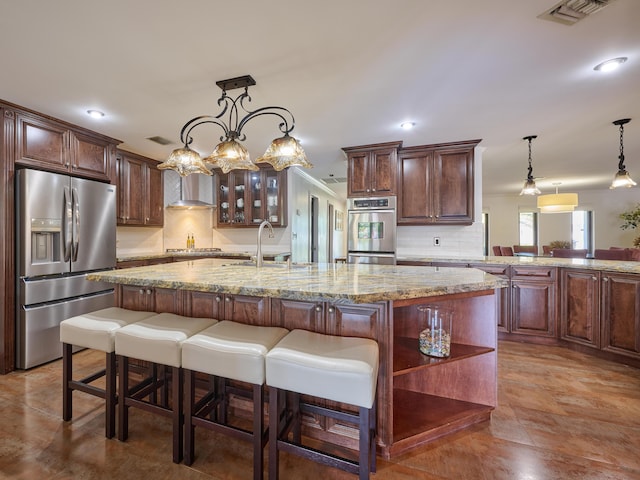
184, 291, 268, 325
560, 269, 600, 348
215, 166, 287, 227
510, 266, 557, 338
116, 150, 164, 226
343, 141, 401, 198
397, 140, 478, 225
601, 272, 640, 360
15, 112, 116, 182
119, 285, 181, 313
470, 264, 510, 333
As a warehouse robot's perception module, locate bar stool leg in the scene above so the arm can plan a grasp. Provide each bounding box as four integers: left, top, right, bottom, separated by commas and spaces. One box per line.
118, 354, 129, 442
252, 384, 264, 480
184, 369, 196, 466
62, 343, 72, 422
171, 366, 184, 464
268, 386, 280, 480
105, 351, 117, 439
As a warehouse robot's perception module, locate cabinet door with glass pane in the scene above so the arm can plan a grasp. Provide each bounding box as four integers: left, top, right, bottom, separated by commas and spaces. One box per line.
215, 167, 287, 228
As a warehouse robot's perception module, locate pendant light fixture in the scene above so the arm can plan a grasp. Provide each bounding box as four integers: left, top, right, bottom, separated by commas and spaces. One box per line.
158, 75, 313, 176
609, 118, 636, 189
519, 135, 541, 195
537, 183, 578, 213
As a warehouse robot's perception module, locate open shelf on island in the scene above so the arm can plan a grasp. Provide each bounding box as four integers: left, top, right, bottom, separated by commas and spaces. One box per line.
391, 388, 493, 457
393, 336, 494, 376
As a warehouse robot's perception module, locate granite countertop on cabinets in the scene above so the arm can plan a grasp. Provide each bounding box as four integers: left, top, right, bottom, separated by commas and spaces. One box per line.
89, 259, 506, 304
117, 250, 291, 263
397, 254, 640, 274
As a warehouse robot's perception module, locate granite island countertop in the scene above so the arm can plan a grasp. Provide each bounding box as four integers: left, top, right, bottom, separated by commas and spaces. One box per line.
89, 259, 506, 304
398, 254, 640, 274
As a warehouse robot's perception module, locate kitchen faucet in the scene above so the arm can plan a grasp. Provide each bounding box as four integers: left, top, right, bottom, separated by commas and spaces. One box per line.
256, 220, 274, 267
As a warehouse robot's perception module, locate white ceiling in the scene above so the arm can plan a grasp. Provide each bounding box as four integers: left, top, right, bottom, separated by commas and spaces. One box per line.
1, 0, 639, 196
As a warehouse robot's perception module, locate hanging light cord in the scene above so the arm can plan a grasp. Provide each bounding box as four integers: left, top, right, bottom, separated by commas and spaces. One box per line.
527, 137, 534, 181
618, 122, 626, 171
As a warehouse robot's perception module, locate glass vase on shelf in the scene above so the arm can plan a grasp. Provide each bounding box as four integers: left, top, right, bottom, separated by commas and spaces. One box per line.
417, 305, 452, 358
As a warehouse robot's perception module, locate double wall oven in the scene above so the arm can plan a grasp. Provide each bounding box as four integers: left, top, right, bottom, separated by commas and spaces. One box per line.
347, 196, 396, 265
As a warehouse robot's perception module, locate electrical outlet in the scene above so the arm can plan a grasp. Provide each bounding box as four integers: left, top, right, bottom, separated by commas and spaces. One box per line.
434, 237, 441, 246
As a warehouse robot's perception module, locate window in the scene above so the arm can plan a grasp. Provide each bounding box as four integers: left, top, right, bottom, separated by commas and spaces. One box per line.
482, 212, 489, 256
519, 211, 538, 246
571, 210, 593, 253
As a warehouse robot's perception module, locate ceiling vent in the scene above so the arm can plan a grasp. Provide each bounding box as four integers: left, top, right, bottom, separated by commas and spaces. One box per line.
322, 177, 347, 184
538, 0, 616, 25
147, 135, 174, 146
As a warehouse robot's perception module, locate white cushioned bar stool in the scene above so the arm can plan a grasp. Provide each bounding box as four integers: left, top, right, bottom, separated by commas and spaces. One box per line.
266, 329, 379, 480
60, 307, 158, 438
182, 320, 289, 480
115, 312, 217, 463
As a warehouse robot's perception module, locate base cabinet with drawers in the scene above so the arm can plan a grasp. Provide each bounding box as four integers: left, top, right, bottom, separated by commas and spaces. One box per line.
401, 260, 640, 366
560, 268, 601, 349
113, 280, 497, 459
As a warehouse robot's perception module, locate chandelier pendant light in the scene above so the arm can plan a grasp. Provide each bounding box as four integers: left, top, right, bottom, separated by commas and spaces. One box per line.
610, 118, 636, 189
537, 183, 578, 213
519, 135, 541, 195
158, 75, 313, 176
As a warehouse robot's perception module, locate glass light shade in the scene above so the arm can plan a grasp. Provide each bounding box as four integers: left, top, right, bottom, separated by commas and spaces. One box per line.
610, 170, 637, 189
204, 139, 258, 173
537, 193, 579, 213
256, 135, 313, 171
520, 179, 541, 195
157, 147, 212, 177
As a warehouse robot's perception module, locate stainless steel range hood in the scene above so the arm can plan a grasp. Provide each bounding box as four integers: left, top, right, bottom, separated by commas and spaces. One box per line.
166, 173, 215, 209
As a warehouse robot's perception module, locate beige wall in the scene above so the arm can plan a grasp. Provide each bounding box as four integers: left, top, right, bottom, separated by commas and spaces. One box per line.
483, 187, 640, 251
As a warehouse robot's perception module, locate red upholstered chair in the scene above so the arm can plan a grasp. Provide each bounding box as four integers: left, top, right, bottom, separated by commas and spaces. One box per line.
492, 246, 503, 256
513, 245, 538, 255
594, 249, 631, 260
500, 246, 514, 256
551, 248, 587, 258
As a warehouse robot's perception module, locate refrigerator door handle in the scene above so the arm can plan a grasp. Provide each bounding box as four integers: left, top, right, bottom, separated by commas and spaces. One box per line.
71, 187, 80, 262
63, 186, 72, 262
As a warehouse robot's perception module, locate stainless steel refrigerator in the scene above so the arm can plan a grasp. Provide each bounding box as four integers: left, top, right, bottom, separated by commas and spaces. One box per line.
16, 169, 117, 369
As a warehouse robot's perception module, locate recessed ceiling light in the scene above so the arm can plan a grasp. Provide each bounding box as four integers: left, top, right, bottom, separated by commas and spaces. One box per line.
593, 57, 627, 72
400, 121, 415, 130
86, 109, 105, 119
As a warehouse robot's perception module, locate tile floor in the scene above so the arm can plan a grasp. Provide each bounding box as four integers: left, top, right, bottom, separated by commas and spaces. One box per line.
0, 341, 639, 479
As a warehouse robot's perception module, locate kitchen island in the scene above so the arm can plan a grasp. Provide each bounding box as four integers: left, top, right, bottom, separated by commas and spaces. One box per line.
398, 255, 640, 368
89, 259, 505, 458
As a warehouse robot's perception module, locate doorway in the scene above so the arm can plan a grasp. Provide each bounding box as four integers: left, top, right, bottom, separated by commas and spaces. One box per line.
310, 195, 319, 262
328, 202, 334, 263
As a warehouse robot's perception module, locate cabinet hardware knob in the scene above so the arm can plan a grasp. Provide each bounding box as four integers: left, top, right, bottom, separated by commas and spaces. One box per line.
366, 189, 370, 192
603, 278, 609, 282
145, 289, 152, 295
146, 217, 149, 221
372, 188, 376, 192
315, 306, 322, 312
215, 296, 222, 302
592, 276, 597, 281
328, 307, 335, 313
225, 297, 231, 302
139, 289, 144, 295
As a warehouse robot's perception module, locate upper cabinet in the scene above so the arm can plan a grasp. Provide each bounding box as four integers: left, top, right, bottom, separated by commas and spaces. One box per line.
15, 112, 117, 182
397, 140, 480, 226
116, 150, 164, 227
343, 141, 401, 198
215, 166, 287, 228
